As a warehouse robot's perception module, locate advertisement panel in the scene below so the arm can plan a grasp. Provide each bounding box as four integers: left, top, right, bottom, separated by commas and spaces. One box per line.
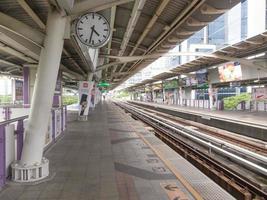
90, 83, 96, 109
15, 80, 23, 101
196, 69, 208, 84
78, 81, 93, 116
184, 76, 197, 87
252, 87, 267, 101
218, 62, 242, 82
45, 115, 53, 147
54, 73, 61, 94
55, 109, 62, 137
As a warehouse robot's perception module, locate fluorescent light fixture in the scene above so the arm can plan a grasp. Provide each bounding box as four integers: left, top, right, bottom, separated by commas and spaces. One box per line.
247, 53, 265, 60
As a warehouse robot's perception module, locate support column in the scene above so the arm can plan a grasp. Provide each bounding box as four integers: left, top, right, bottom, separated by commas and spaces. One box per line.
23, 66, 37, 107
53, 71, 62, 107
209, 84, 217, 110
149, 84, 154, 102
12, 8, 67, 182
162, 80, 165, 103
236, 87, 241, 95
87, 73, 95, 111
179, 87, 183, 105
23, 67, 29, 106
87, 73, 94, 82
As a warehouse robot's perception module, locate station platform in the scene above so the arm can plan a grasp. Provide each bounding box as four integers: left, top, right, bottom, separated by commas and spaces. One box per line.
129, 101, 267, 141
0, 101, 235, 200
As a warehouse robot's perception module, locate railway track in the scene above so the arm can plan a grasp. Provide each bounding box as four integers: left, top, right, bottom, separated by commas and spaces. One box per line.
128, 102, 267, 156
115, 101, 267, 200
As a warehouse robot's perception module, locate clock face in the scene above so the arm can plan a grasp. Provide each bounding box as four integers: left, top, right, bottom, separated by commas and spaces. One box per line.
76, 12, 111, 48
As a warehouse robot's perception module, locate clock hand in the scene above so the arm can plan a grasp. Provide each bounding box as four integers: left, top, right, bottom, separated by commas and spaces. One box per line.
92, 28, 100, 36
89, 25, 94, 44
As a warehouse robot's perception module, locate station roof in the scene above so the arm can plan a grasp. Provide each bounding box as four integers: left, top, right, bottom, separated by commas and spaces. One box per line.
0, 0, 241, 88
127, 31, 267, 91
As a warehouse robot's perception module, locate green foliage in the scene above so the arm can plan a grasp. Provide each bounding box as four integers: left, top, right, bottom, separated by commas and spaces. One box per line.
223, 93, 251, 110
0, 95, 12, 104
62, 95, 78, 105
115, 91, 129, 99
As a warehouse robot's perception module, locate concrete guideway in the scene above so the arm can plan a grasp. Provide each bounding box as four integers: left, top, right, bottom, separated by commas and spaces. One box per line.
116, 101, 267, 199
129, 100, 267, 141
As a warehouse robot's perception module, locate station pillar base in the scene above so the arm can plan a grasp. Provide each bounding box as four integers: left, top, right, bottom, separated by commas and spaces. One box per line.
11, 157, 49, 183
78, 116, 88, 121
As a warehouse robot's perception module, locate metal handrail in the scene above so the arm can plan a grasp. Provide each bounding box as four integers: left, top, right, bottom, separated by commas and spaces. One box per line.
0, 105, 67, 126
0, 115, 29, 126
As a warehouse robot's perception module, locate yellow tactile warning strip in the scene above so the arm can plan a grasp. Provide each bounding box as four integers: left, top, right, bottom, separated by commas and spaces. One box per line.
136, 132, 204, 200
161, 182, 190, 200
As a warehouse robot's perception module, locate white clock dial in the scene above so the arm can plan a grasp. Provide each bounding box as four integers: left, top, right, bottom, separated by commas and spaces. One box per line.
76, 12, 111, 48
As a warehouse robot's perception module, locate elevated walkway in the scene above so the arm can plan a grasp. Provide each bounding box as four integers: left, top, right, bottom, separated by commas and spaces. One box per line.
0, 101, 234, 200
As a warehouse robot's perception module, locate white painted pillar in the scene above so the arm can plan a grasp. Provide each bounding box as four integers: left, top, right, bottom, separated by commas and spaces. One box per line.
87, 73, 93, 82
179, 87, 183, 105
208, 84, 217, 110
20, 9, 67, 166
236, 87, 241, 95
162, 80, 165, 103
29, 67, 37, 104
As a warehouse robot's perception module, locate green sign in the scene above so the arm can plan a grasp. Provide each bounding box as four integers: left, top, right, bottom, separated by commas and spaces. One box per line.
196, 83, 209, 89
97, 81, 110, 87
163, 79, 178, 90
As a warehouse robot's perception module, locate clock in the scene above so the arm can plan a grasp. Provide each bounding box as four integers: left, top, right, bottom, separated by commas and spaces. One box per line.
75, 12, 111, 48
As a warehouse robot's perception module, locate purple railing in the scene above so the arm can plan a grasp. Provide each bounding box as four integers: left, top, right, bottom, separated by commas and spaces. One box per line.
0, 105, 67, 189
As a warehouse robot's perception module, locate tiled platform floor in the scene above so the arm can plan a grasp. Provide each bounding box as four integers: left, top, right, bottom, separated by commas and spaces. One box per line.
0, 101, 235, 200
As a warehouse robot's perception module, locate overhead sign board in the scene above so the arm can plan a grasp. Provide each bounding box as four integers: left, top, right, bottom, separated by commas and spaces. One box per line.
218, 62, 242, 82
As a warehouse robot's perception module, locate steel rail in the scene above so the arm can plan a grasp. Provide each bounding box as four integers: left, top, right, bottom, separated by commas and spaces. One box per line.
115, 101, 267, 200
124, 102, 267, 164
132, 102, 267, 153
121, 102, 267, 175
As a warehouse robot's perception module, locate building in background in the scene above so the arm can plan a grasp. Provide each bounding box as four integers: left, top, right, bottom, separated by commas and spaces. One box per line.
118, 0, 266, 90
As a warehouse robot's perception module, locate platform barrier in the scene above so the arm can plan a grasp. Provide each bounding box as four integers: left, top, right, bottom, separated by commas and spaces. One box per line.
0, 105, 67, 188
137, 98, 267, 112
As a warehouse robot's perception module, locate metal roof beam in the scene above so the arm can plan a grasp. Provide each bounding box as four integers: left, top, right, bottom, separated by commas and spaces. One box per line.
160, 43, 177, 49
112, 0, 146, 73
123, 0, 204, 76
0, 58, 22, 69
0, 12, 44, 47
0, 42, 36, 63
0, 12, 84, 79
16, 0, 46, 29
62, 49, 86, 76
176, 29, 196, 36
244, 40, 263, 45
112, 38, 147, 52
16, 1, 86, 76
186, 17, 209, 27
119, 0, 171, 72
0, 27, 40, 60
200, 4, 228, 15
119, 0, 146, 56
230, 45, 247, 50
104, 6, 117, 78
71, 0, 134, 16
